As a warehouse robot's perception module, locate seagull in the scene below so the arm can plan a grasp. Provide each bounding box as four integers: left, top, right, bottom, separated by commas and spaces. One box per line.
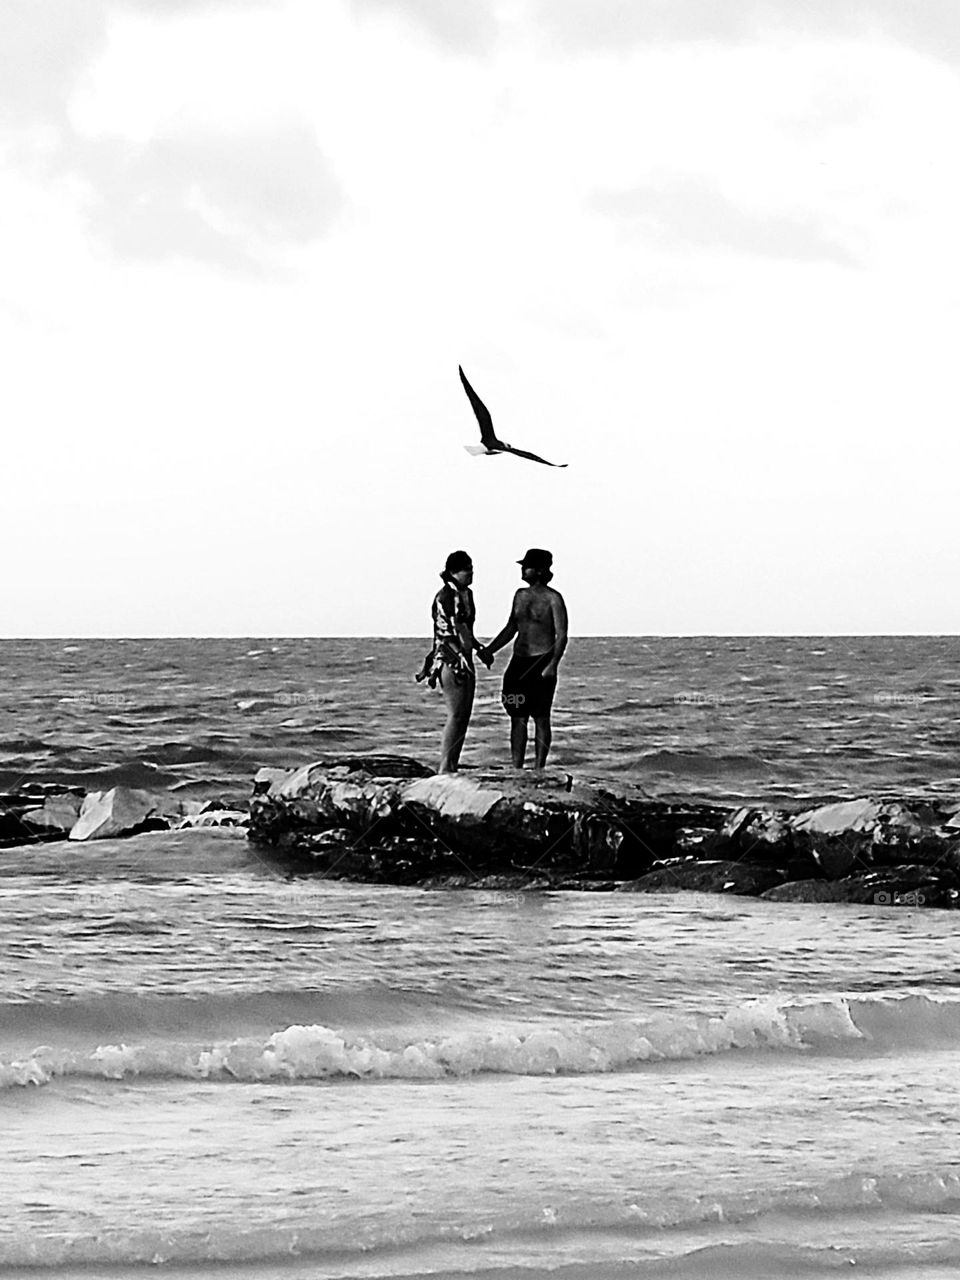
458, 366, 567, 468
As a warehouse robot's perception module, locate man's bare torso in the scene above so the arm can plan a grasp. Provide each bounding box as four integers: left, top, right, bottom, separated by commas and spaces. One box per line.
512, 585, 562, 657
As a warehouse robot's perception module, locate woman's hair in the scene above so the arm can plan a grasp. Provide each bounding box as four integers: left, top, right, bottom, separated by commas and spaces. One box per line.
441, 550, 472, 582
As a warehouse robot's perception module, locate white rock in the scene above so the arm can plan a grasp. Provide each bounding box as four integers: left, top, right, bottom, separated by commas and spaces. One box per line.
68, 787, 166, 842
791, 799, 880, 836
402, 774, 505, 821
256, 766, 298, 794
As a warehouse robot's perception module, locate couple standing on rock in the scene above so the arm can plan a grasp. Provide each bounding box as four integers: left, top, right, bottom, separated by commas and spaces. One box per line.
417, 549, 569, 775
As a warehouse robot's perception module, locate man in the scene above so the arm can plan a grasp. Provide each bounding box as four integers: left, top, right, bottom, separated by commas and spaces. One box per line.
479, 549, 568, 770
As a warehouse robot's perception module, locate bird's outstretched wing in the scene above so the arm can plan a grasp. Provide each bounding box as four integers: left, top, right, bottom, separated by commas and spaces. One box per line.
458, 366, 500, 448
503, 443, 568, 468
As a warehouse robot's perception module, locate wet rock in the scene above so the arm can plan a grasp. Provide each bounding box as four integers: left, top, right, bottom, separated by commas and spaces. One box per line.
471, 874, 552, 892
617, 860, 786, 896
869, 802, 950, 867
763, 865, 960, 908
0, 804, 43, 847
175, 809, 248, 830
789, 798, 880, 878
417, 874, 478, 890
737, 811, 794, 859
720, 807, 754, 842
553, 878, 619, 891
674, 827, 723, 858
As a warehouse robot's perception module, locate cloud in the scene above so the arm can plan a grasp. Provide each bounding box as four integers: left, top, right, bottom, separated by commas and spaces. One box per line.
0, 1, 343, 269
349, 0, 499, 55
0, 0, 106, 125
532, 0, 960, 66
118, 0, 270, 9
76, 126, 343, 268
594, 174, 857, 267
0, 0, 273, 127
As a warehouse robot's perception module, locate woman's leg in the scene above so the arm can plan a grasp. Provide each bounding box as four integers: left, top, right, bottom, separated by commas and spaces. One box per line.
439, 666, 475, 773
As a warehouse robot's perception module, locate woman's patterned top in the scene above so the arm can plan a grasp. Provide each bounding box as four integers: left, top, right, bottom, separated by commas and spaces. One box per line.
416, 584, 476, 687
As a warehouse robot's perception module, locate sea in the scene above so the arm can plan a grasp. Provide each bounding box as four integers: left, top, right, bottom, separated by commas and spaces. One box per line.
1, 636, 959, 1280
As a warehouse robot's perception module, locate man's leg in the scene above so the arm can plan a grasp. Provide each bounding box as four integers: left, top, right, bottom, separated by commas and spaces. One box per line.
439, 668, 474, 773
510, 715, 528, 768
532, 714, 552, 770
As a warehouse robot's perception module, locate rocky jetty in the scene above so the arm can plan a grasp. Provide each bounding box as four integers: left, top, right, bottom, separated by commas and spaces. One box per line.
247, 756, 960, 908
5, 756, 958, 909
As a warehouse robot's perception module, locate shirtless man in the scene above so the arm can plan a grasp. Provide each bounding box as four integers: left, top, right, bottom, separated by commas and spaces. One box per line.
478, 549, 568, 770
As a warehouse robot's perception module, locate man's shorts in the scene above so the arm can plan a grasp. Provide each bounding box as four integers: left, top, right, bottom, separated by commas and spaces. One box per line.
501, 652, 557, 719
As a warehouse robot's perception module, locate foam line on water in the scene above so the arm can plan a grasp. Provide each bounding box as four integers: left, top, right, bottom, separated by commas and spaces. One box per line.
3, 992, 957, 1091
1, 1168, 959, 1270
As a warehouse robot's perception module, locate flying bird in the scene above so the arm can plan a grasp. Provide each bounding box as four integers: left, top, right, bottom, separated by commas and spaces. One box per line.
458, 366, 567, 468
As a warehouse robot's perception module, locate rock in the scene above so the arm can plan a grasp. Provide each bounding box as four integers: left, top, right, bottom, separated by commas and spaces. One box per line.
760, 879, 850, 904
869, 802, 950, 867
763, 865, 959, 907
68, 788, 171, 842
738, 810, 794, 855
253, 766, 298, 794
417, 875, 477, 889
250, 758, 649, 876
471, 874, 552, 892
617, 860, 786, 896
720, 807, 755, 842
553, 878, 619, 891
792, 798, 881, 835
0, 805, 43, 847
20, 793, 84, 833
787, 799, 882, 878
175, 809, 248, 830
674, 827, 723, 857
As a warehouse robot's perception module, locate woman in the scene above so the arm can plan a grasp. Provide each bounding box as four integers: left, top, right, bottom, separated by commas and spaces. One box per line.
416, 550, 490, 773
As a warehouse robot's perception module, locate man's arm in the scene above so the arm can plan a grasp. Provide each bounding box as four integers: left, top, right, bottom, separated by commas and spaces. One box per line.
543, 592, 568, 676
480, 592, 520, 658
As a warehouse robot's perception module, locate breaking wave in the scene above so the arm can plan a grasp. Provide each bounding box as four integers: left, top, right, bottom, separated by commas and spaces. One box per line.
4, 993, 957, 1091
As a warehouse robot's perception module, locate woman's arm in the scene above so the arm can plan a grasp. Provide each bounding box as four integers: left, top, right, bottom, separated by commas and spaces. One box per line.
480, 592, 520, 657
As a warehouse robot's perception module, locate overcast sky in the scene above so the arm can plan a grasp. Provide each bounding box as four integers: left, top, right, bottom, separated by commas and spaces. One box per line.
2, 0, 959, 636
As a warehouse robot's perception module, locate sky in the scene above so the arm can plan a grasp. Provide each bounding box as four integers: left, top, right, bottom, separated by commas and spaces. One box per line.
2, 0, 959, 636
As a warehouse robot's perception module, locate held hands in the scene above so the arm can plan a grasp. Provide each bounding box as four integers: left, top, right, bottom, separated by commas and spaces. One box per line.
476, 644, 494, 669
